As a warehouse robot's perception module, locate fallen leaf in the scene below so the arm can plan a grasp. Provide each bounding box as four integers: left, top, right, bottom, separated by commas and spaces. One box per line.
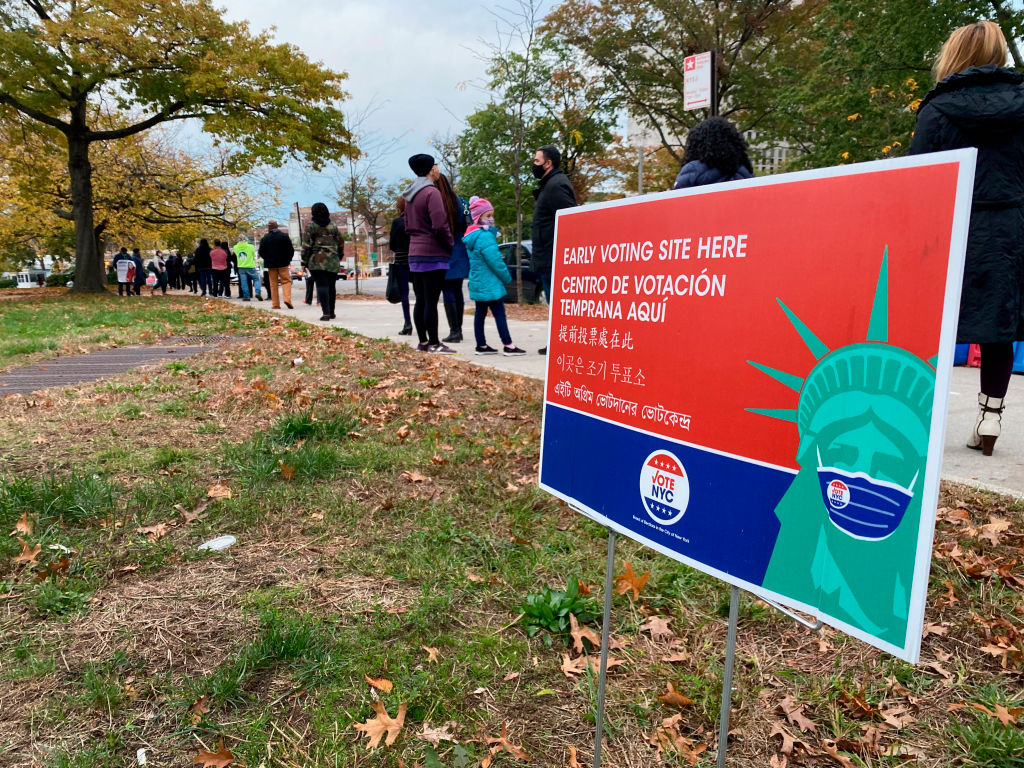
922, 623, 948, 638
658, 681, 695, 708
33, 435, 47, 444
821, 740, 856, 768
993, 703, 1022, 727
964, 701, 1022, 727
207, 483, 231, 499
569, 613, 602, 654
175, 498, 212, 524
138, 522, 171, 541
560, 652, 624, 677
353, 699, 408, 749
365, 675, 394, 693
503, 671, 521, 681
190, 695, 211, 725
193, 738, 234, 767
417, 722, 457, 746
10, 512, 33, 537
567, 745, 582, 768
12, 538, 42, 565
576, 580, 592, 595
485, 722, 530, 762
403, 470, 429, 484
778, 695, 817, 733
397, 424, 412, 440
34, 555, 71, 583
639, 614, 675, 642
978, 516, 1011, 546
422, 646, 440, 663
614, 561, 650, 600
279, 462, 295, 480
879, 704, 916, 729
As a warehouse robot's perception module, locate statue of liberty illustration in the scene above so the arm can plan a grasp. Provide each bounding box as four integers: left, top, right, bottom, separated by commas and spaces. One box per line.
748, 248, 935, 647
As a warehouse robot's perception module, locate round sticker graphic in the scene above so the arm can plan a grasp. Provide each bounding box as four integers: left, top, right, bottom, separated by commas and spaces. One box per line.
639, 450, 690, 525
827, 479, 851, 509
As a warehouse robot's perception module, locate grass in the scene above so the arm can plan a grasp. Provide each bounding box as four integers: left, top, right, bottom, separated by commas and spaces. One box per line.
0, 292, 271, 371
0, 292, 1023, 768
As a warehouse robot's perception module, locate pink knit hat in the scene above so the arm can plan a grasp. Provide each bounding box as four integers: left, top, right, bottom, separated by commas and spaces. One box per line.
468, 196, 494, 222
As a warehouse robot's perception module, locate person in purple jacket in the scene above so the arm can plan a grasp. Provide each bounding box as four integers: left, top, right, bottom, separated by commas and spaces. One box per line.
403, 153, 456, 354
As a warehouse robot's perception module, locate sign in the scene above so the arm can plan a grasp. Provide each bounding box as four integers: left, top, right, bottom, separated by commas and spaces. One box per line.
116, 259, 134, 283
684, 51, 713, 111
539, 151, 976, 662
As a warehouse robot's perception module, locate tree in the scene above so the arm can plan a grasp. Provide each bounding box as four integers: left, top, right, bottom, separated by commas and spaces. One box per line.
0, 0, 351, 292
1, 116, 260, 266
353, 177, 401, 264
459, 16, 618, 299
775, 0, 1024, 168
545, 0, 822, 162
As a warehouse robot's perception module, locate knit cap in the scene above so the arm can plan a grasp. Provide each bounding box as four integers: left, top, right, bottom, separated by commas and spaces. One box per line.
468, 196, 494, 221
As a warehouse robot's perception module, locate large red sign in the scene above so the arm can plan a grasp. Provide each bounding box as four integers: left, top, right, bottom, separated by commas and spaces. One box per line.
540, 152, 976, 661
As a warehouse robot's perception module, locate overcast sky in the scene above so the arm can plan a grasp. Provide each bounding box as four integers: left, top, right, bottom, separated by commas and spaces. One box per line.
216, 0, 553, 223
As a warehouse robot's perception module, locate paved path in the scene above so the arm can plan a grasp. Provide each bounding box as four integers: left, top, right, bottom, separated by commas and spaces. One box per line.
0, 345, 211, 395
229, 292, 1024, 499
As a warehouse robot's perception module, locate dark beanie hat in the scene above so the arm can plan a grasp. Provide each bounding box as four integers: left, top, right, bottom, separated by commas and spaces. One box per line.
408, 153, 435, 177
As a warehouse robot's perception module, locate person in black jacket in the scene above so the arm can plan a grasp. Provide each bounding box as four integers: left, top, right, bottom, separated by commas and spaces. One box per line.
910, 20, 1024, 456
389, 196, 412, 334
258, 220, 295, 309
192, 239, 213, 297
531, 144, 578, 354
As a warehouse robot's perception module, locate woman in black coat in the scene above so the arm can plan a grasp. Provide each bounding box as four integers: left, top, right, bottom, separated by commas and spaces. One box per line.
910, 20, 1024, 456
388, 196, 412, 335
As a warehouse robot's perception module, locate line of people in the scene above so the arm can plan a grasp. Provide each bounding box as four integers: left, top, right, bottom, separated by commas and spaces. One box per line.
390, 147, 578, 355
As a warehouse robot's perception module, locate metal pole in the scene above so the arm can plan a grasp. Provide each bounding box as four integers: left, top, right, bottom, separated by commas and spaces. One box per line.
710, 50, 720, 118
593, 529, 617, 768
716, 586, 740, 768
637, 148, 644, 195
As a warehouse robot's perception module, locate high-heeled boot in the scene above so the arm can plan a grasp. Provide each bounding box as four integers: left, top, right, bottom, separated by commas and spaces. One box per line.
967, 393, 1004, 456
442, 301, 462, 343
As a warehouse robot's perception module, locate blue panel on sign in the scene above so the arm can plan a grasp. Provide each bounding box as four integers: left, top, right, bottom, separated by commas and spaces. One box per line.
541, 404, 793, 586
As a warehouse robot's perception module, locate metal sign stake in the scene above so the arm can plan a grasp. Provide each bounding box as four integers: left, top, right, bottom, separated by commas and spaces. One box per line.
716, 586, 740, 767
593, 528, 617, 768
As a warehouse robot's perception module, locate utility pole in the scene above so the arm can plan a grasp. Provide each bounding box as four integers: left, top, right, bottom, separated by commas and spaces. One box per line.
637, 147, 644, 195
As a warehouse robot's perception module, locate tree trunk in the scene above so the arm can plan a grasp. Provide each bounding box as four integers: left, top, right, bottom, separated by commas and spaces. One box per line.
67, 136, 106, 292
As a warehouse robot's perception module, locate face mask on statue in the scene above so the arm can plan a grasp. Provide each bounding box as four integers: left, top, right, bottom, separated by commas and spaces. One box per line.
532, 163, 547, 179
815, 448, 917, 541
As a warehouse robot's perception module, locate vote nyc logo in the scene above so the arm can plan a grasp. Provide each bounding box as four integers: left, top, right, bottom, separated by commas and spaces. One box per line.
639, 450, 690, 525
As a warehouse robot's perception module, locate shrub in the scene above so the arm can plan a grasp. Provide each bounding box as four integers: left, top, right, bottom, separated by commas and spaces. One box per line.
0, 278, 17, 289
45, 272, 72, 287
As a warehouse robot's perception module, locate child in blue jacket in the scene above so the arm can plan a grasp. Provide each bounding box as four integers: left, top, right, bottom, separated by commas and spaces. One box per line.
462, 197, 526, 355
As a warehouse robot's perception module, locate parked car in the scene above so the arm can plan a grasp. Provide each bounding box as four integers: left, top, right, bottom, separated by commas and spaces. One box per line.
497, 240, 542, 303
289, 265, 304, 281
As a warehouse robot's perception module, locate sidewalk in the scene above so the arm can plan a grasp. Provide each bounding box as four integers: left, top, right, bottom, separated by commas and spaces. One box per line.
238, 293, 1024, 499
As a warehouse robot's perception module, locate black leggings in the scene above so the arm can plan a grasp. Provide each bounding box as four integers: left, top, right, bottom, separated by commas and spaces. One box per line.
412, 269, 446, 345
980, 342, 1015, 398
311, 270, 336, 317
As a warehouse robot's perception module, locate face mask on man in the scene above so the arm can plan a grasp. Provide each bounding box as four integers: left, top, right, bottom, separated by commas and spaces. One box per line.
532, 163, 547, 179
815, 447, 917, 541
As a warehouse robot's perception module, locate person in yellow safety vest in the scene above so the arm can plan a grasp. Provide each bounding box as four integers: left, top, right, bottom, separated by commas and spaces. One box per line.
234, 239, 262, 301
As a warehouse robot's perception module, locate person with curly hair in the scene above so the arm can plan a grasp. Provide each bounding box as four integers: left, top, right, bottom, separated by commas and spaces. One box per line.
673, 117, 754, 189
